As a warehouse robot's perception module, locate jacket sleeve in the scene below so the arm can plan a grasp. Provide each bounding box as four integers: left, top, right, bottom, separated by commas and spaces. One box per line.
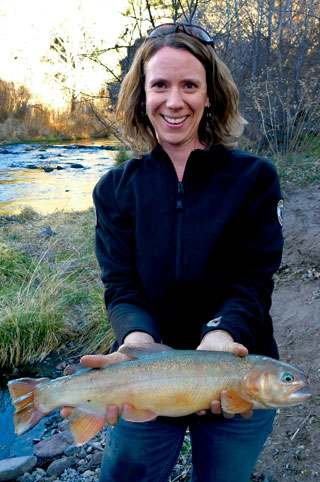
200, 161, 284, 354
93, 170, 162, 347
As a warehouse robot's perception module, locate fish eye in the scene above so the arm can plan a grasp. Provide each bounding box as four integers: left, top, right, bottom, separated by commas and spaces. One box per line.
281, 372, 294, 383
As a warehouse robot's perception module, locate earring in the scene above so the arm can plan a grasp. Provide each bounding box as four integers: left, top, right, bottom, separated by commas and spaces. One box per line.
206, 103, 212, 118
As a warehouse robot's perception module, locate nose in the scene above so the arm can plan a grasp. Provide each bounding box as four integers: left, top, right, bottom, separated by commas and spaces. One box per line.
166, 87, 184, 109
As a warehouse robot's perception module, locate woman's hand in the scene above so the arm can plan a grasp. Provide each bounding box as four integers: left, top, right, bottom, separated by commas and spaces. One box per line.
196, 330, 253, 419
61, 331, 155, 426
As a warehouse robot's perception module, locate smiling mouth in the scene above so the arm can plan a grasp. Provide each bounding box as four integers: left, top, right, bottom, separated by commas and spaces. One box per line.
162, 115, 188, 125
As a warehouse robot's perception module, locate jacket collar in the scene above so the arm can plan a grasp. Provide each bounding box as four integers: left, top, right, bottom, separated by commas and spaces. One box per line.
150, 144, 230, 178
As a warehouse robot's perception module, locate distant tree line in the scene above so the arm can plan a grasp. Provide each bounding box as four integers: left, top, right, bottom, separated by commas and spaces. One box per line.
0, 78, 108, 143
102, 0, 320, 156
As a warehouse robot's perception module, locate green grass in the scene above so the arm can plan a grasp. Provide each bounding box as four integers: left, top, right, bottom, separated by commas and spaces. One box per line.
114, 148, 134, 166
272, 151, 320, 192
0, 208, 114, 369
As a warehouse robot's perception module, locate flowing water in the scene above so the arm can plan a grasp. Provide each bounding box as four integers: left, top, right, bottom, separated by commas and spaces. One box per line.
0, 138, 120, 215
1, 354, 65, 460
0, 138, 122, 459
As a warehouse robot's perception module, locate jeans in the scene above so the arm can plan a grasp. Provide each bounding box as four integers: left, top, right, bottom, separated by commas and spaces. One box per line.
99, 410, 275, 482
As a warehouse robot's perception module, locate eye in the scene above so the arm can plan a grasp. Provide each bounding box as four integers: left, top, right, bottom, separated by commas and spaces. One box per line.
153, 81, 166, 89
281, 372, 295, 383
185, 82, 197, 89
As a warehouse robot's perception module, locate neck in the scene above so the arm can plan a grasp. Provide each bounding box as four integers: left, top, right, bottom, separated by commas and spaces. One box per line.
162, 142, 204, 181
168, 149, 189, 181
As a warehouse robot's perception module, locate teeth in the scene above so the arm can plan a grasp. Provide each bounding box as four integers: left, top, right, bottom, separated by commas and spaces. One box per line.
163, 116, 187, 124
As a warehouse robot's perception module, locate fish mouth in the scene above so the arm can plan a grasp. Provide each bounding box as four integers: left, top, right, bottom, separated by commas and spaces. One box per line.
280, 380, 312, 406
284, 390, 312, 404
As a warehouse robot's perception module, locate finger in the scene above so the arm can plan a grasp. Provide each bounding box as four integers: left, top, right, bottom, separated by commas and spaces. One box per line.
61, 406, 73, 418
80, 352, 130, 368
210, 400, 222, 415
196, 409, 207, 416
222, 411, 235, 419
226, 342, 248, 357
106, 404, 120, 426
240, 410, 253, 419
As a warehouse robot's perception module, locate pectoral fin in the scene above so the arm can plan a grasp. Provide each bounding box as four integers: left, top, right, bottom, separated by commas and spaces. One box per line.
68, 408, 107, 446
121, 403, 158, 422
221, 389, 253, 414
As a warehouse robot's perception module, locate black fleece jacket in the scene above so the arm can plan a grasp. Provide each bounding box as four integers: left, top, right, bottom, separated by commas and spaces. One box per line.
93, 144, 283, 358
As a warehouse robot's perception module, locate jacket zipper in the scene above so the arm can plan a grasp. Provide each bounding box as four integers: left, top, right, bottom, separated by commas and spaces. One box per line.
176, 181, 184, 282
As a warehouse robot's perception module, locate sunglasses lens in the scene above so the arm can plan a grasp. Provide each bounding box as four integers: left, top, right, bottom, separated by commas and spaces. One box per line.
147, 23, 214, 46
148, 24, 176, 37
184, 25, 212, 43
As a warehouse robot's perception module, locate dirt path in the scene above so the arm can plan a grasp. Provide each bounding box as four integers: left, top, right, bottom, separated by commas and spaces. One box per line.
252, 184, 320, 481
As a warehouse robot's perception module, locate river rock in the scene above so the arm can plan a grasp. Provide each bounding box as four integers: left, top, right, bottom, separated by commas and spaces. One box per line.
64, 444, 81, 457
43, 167, 54, 172
47, 456, 76, 477
70, 163, 84, 169
57, 419, 70, 432
88, 451, 103, 468
101, 145, 123, 150
0, 456, 37, 481
41, 226, 56, 237
82, 470, 95, 479
34, 432, 74, 459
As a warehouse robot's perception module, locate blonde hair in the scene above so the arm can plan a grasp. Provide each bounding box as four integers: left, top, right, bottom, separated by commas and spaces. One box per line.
116, 33, 246, 154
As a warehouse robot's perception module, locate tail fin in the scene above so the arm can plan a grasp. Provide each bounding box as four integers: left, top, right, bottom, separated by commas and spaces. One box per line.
8, 377, 50, 436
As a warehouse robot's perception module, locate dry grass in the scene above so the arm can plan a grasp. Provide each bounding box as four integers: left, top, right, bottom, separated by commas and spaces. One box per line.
0, 208, 114, 369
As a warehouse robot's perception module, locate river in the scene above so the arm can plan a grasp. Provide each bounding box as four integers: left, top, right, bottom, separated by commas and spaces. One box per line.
0, 138, 122, 459
0, 139, 121, 215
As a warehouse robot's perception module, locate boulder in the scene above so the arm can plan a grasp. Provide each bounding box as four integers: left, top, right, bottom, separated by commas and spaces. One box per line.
0, 456, 37, 481
70, 163, 84, 169
34, 432, 74, 459
47, 456, 76, 476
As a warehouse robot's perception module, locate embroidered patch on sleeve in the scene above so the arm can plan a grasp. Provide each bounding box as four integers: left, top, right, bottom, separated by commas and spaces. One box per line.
207, 316, 222, 328
277, 199, 284, 227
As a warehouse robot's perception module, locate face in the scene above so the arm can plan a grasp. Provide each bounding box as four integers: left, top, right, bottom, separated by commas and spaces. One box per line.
144, 47, 209, 153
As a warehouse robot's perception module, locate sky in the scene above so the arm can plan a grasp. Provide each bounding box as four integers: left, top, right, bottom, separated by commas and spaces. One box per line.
0, 0, 129, 107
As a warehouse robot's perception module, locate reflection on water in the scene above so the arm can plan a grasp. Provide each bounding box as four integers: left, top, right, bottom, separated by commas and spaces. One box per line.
0, 139, 122, 215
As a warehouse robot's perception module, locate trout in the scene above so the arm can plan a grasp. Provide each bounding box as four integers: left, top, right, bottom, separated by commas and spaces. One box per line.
8, 344, 311, 446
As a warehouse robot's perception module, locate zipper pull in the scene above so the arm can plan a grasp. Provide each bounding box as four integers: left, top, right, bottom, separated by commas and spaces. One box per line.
176, 181, 184, 211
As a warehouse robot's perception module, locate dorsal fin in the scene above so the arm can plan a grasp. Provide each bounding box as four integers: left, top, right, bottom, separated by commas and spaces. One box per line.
118, 342, 173, 359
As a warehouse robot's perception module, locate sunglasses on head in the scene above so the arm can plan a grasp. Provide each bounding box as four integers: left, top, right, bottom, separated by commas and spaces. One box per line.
147, 22, 214, 48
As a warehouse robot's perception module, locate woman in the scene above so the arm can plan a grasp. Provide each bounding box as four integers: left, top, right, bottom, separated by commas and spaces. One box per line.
79, 23, 283, 481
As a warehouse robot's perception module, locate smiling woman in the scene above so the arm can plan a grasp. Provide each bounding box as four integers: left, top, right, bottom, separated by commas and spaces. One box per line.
82, 22, 284, 482
116, 29, 245, 156
144, 47, 209, 178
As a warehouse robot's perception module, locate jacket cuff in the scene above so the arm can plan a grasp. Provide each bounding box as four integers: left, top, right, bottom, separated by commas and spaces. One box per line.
200, 314, 253, 350
109, 303, 162, 346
